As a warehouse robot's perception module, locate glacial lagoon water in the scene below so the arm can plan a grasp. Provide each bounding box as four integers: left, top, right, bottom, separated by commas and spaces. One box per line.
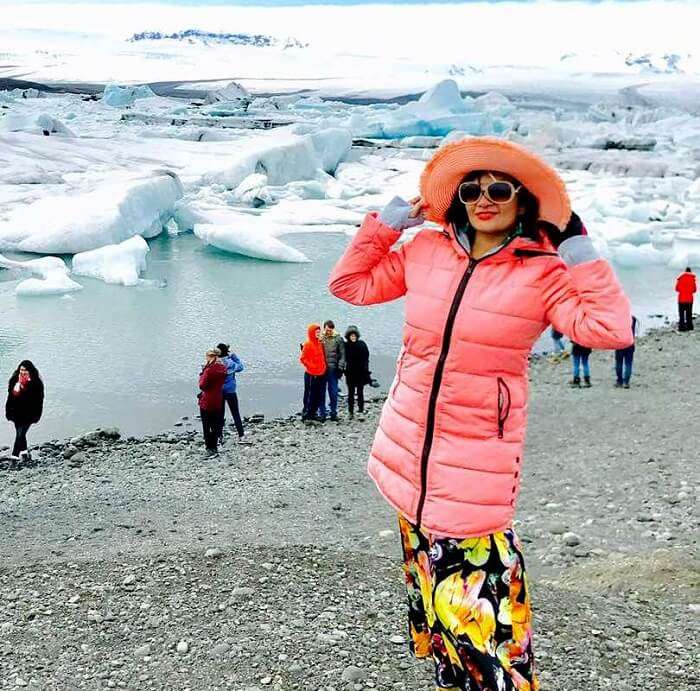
0, 231, 681, 448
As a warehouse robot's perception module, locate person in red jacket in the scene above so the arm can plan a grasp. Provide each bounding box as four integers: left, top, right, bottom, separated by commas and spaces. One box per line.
675, 266, 696, 331
198, 348, 227, 456
300, 323, 327, 423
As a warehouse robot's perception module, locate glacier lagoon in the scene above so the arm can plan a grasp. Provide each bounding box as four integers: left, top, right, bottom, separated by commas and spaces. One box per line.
0, 230, 683, 448
2, 0, 700, 446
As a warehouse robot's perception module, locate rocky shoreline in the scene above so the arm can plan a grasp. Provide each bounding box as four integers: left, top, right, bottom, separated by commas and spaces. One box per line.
1, 328, 698, 690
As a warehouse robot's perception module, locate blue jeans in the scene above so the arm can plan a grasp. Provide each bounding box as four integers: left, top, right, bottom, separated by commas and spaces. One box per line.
572, 353, 590, 379
615, 348, 634, 385
319, 368, 339, 418
552, 336, 565, 354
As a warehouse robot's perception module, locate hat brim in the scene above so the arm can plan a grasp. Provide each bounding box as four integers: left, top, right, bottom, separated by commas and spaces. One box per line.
419, 137, 571, 230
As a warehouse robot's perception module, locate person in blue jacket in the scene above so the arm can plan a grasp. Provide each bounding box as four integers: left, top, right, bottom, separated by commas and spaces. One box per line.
217, 342, 248, 444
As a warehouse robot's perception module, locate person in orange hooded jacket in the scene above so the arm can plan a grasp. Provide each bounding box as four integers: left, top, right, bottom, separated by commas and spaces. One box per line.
675, 267, 696, 331
300, 323, 327, 422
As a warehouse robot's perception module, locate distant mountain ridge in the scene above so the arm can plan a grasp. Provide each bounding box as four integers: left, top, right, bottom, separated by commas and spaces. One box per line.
128, 29, 307, 49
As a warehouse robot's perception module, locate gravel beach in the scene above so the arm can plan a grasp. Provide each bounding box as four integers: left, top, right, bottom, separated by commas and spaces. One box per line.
1, 328, 698, 691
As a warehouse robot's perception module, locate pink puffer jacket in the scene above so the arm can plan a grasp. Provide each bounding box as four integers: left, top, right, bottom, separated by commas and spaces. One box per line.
329, 213, 633, 538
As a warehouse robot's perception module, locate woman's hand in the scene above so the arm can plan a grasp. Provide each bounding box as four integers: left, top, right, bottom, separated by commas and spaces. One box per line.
541, 212, 587, 248
409, 195, 428, 219
378, 196, 426, 231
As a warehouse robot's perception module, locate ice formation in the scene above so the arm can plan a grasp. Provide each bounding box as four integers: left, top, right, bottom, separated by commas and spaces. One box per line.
0, 171, 183, 254
0, 254, 83, 296
668, 235, 700, 269
349, 80, 510, 139
201, 128, 352, 189
194, 219, 310, 263
72, 236, 150, 286
102, 84, 157, 107
0, 112, 74, 137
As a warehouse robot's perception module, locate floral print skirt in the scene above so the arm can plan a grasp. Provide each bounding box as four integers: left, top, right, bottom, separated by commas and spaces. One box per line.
399, 515, 539, 691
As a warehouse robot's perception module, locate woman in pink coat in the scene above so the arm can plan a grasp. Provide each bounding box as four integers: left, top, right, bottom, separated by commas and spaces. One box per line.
329, 138, 632, 691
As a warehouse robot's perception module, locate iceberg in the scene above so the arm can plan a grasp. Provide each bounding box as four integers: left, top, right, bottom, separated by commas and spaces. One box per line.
204, 81, 250, 106
0, 171, 183, 254
668, 234, 700, 269
0, 254, 83, 296
610, 243, 667, 268
0, 112, 74, 137
194, 218, 310, 263
201, 128, 352, 189
350, 80, 510, 139
102, 83, 157, 107
72, 236, 150, 286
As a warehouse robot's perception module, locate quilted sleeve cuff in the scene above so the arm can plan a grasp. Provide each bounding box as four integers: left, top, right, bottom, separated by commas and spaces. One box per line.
558, 235, 599, 267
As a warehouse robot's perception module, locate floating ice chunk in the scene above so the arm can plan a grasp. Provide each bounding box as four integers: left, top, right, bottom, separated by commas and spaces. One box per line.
0, 112, 74, 136
668, 234, 700, 269
102, 83, 157, 107
473, 92, 515, 117
308, 128, 353, 176
232, 173, 271, 207
0, 171, 183, 254
610, 243, 667, 268
194, 221, 310, 263
72, 236, 149, 286
202, 129, 351, 189
351, 80, 509, 139
0, 254, 83, 296
204, 81, 250, 105
395, 136, 443, 149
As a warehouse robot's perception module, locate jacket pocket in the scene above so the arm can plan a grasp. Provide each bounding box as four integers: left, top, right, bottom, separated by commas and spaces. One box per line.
497, 377, 512, 439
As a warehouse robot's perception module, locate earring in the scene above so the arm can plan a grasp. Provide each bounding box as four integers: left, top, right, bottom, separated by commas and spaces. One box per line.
515, 219, 524, 236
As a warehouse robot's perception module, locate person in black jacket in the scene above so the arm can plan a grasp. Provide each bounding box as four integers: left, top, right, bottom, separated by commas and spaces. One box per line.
5, 360, 44, 462
344, 325, 370, 419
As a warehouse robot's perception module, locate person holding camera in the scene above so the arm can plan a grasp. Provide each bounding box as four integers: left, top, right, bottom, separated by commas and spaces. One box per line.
198, 348, 226, 457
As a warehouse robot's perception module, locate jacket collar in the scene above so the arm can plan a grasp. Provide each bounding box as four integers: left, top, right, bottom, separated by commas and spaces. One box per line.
441, 224, 555, 263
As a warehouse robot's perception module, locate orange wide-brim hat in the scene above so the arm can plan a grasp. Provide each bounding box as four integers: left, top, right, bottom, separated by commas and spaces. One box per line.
419, 137, 571, 230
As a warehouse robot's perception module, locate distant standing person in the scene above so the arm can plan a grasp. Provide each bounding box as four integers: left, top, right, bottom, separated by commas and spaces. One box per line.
571, 342, 592, 388
675, 267, 696, 331
198, 348, 227, 456
615, 315, 638, 389
550, 327, 565, 354
320, 320, 346, 422
5, 360, 44, 463
217, 343, 247, 444
300, 323, 327, 423
344, 325, 370, 419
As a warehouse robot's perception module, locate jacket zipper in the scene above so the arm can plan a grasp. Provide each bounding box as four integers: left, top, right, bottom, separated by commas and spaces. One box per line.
415, 257, 477, 528
414, 237, 523, 529
497, 377, 512, 439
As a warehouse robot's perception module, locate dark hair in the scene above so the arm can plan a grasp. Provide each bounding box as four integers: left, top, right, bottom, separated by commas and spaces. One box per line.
8, 360, 41, 390
323, 320, 335, 329
686, 267, 692, 273
217, 343, 230, 356
345, 325, 361, 339
445, 170, 541, 242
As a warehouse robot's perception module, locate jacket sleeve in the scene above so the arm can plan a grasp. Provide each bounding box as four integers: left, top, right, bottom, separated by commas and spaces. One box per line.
199, 367, 211, 391
675, 277, 681, 292
360, 342, 370, 371
337, 339, 346, 371
33, 381, 44, 423
232, 356, 245, 373
538, 254, 634, 350
328, 212, 407, 305
299, 345, 310, 371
